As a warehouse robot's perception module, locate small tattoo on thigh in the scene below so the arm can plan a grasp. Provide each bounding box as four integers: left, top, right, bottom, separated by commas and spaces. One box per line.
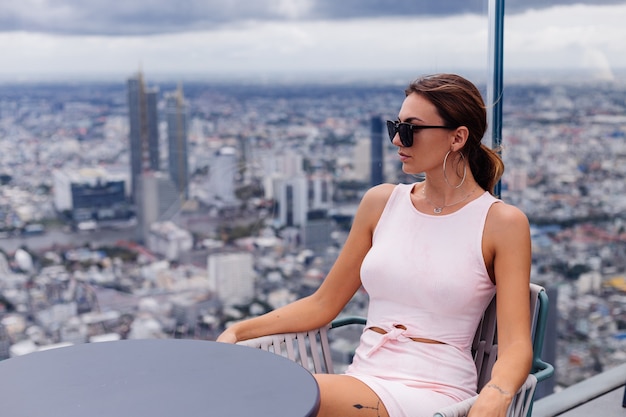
353, 401, 381, 416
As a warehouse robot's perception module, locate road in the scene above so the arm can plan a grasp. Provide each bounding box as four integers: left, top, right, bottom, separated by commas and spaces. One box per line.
0, 226, 139, 254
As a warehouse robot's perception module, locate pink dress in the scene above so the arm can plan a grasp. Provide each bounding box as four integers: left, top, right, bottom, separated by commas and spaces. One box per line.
344, 183, 498, 417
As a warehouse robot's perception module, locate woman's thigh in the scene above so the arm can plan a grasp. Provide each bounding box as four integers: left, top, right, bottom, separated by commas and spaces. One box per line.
314, 373, 390, 417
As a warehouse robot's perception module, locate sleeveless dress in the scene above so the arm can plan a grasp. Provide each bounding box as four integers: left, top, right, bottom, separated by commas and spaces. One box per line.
344, 182, 499, 417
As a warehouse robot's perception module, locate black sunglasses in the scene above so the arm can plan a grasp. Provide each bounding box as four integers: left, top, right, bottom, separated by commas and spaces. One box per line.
386, 120, 453, 147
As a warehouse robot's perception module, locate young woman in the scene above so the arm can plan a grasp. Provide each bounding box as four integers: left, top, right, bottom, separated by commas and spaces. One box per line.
217, 73, 532, 417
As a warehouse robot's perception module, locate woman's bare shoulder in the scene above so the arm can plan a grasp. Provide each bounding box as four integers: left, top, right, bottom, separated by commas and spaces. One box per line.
485, 200, 531, 245
360, 183, 397, 209
488, 200, 529, 226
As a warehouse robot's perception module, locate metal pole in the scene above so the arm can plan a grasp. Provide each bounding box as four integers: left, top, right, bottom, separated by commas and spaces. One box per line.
488, 0, 505, 198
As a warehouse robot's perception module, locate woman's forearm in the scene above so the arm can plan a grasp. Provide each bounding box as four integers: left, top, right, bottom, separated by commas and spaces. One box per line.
221, 293, 339, 342
485, 340, 533, 396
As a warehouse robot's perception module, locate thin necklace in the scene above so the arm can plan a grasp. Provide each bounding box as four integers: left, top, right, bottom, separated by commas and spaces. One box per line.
422, 183, 477, 214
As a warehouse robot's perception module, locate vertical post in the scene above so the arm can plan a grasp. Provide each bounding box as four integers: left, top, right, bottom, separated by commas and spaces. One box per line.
487, 0, 505, 198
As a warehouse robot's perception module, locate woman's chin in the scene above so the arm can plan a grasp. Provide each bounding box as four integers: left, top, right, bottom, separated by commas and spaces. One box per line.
401, 165, 422, 176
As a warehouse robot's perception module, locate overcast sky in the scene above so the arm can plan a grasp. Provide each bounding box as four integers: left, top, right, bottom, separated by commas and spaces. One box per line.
0, 0, 624, 82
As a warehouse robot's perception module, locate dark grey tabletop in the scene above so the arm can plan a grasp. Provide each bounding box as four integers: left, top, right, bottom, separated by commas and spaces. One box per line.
0, 339, 320, 417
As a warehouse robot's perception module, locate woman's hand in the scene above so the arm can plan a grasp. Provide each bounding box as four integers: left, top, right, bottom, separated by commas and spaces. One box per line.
216, 328, 238, 344
467, 384, 512, 417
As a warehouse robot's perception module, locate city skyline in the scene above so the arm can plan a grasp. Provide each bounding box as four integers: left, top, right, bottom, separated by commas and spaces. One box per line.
0, 78, 624, 390
0, 1, 624, 82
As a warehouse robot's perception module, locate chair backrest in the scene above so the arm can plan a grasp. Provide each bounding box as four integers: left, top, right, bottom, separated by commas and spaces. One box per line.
473, 283, 546, 390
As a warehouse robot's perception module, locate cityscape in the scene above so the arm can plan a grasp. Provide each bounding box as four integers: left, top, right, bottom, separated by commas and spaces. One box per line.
0, 71, 625, 396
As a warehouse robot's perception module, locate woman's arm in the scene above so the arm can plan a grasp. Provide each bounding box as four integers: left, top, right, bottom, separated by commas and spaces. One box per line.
217, 184, 395, 344
468, 202, 533, 417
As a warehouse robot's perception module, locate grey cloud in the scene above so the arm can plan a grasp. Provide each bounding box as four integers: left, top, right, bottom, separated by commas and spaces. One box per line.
309, 0, 488, 19
0, 0, 292, 35
1, 0, 624, 36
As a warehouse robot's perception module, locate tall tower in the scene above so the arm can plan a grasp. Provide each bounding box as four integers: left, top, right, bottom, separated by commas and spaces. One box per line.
370, 115, 384, 187
127, 70, 159, 203
166, 84, 189, 200
209, 147, 238, 206
275, 175, 308, 228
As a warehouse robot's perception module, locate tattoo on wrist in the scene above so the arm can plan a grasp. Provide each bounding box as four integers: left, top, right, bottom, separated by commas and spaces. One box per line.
485, 383, 512, 397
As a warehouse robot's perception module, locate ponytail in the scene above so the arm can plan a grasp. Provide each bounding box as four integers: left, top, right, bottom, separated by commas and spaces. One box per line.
468, 144, 504, 195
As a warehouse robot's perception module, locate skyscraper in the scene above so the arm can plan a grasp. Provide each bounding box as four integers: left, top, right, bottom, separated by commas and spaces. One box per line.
275, 175, 308, 228
127, 71, 159, 203
166, 84, 189, 200
370, 115, 384, 187
209, 146, 238, 206
137, 171, 181, 243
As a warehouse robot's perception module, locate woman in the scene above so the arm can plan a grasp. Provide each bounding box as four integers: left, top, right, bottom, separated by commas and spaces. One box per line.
217, 73, 532, 417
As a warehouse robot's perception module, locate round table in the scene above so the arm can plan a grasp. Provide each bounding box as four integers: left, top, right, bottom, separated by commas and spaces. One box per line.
0, 339, 320, 417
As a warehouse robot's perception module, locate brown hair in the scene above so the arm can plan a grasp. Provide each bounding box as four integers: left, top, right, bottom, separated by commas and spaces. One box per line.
405, 73, 504, 194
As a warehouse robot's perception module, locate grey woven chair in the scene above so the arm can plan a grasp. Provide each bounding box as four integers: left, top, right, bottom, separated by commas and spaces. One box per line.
237, 283, 554, 417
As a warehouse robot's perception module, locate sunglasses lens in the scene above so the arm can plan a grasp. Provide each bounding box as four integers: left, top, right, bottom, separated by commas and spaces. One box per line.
398, 124, 413, 147
386, 121, 397, 142
386, 121, 414, 147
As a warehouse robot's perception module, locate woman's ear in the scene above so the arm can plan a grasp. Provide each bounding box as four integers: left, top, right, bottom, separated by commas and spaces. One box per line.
450, 126, 469, 151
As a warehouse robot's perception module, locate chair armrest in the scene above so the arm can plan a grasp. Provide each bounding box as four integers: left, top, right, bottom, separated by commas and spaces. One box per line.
331, 316, 367, 328
533, 358, 555, 383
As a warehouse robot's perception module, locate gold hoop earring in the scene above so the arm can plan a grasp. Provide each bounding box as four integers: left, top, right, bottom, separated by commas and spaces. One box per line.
443, 151, 467, 189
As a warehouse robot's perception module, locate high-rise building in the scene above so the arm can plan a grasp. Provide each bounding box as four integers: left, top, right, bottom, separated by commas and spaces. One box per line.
352, 137, 371, 181
277, 150, 304, 177
165, 84, 189, 200
257, 150, 306, 202
304, 209, 333, 255
137, 171, 181, 243
275, 175, 308, 228
127, 71, 159, 203
370, 115, 384, 186
209, 146, 238, 206
309, 172, 333, 211
52, 167, 130, 222
207, 252, 255, 305
259, 150, 304, 179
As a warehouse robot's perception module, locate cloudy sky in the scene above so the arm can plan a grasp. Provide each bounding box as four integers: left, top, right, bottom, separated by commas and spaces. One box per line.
0, 0, 624, 82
